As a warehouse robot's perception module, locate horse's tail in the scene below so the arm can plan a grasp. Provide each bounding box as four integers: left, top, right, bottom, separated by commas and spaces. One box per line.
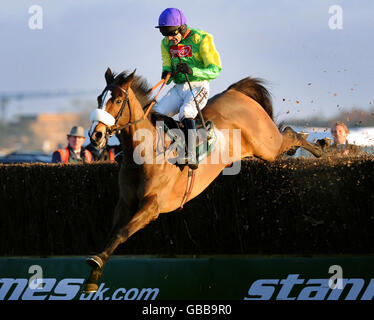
227, 77, 273, 120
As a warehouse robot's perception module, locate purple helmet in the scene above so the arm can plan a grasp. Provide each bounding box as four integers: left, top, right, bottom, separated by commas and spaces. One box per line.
155, 8, 187, 28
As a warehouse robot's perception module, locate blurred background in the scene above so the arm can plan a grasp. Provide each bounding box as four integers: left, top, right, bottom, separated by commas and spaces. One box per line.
0, 0, 373, 161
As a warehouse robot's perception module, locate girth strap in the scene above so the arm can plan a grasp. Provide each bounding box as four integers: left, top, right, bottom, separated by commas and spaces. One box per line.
179, 168, 196, 209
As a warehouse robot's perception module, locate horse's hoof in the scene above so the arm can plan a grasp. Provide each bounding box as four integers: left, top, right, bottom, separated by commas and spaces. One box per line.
86, 255, 103, 269
84, 283, 98, 293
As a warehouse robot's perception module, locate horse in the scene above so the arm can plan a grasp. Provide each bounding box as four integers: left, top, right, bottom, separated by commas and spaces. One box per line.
84, 67, 322, 292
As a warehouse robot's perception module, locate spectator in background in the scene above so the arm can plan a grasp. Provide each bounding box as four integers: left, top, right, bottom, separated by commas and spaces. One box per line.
317, 121, 361, 156
52, 126, 93, 163
85, 142, 122, 163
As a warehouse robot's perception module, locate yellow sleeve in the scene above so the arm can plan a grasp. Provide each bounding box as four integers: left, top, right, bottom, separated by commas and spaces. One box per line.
199, 33, 222, 68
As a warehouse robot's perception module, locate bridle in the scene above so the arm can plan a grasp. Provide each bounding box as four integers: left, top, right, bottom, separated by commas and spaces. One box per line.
90, 84, 145, 140
89, 73, 170, 140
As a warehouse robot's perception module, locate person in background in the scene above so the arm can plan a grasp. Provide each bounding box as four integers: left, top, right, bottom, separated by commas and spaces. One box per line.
52, 126, 93, 163
85, 142, 122, 163
317, 121, 361, 156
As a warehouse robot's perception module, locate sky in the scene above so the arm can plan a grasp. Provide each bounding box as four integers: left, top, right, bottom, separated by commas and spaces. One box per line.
0, 0, 373, 123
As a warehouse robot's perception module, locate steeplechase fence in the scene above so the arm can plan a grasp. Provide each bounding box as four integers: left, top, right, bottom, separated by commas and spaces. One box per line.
0, 156, 373, 256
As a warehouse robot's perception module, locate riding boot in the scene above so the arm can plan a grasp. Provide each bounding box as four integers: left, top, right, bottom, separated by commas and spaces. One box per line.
182, 118, 198, 170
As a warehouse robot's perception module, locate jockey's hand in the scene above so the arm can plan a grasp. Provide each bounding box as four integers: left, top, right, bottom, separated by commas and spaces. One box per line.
161, 71, 171, 80
176, 62, 193, 76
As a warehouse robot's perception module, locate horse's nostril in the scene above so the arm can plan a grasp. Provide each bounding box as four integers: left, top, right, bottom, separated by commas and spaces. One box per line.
94, 132, 102, 140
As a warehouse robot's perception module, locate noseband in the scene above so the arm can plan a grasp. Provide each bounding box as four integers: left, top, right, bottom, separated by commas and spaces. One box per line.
90, 73, 170, 141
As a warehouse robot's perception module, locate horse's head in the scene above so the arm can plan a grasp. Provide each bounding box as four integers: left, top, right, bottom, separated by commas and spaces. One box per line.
89, 67, 136, 149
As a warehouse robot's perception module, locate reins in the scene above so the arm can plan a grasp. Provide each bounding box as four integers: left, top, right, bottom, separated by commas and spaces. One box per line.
144, 73, 171, 118
107, 73, 171, 135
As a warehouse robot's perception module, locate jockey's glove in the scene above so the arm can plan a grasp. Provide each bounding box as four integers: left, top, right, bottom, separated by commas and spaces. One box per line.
176, 62, 193, 76
161, 70, 171, 80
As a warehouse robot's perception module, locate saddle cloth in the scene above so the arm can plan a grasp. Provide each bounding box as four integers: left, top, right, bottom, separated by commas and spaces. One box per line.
160, 118, 217, 164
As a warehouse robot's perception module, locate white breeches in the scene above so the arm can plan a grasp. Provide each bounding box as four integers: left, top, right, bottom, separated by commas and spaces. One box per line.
153, 80, 210, 121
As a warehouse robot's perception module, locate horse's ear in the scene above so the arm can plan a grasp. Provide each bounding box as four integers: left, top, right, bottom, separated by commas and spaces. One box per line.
105, 67, 113, 84
125, 69, 136, 87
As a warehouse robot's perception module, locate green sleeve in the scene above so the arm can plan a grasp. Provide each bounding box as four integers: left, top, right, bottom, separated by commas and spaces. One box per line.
161, 39, 173, 84
191, 64, 222, 80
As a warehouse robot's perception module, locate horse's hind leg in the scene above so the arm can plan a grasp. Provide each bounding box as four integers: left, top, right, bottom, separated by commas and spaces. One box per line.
279, 126, 322, 158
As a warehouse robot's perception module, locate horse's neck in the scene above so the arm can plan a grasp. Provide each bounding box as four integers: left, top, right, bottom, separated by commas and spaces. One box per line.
120, 91, 156, 153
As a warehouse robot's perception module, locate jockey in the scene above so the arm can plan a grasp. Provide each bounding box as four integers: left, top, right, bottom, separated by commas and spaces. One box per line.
154, 7, 222, 169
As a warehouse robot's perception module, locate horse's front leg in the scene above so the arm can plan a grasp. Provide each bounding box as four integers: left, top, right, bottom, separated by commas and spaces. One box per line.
84, 195, 159, 292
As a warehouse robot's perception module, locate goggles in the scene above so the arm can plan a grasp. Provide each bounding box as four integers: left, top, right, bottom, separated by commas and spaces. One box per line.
160, 28, 180, 37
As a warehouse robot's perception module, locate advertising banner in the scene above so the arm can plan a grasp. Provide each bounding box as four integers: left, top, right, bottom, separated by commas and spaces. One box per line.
0, 256, 373, 301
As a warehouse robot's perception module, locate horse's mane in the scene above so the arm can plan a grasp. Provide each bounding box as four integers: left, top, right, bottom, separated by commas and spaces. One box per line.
110, 70, 154, 108
108, 70, 178, 125
226, 77, 273, 120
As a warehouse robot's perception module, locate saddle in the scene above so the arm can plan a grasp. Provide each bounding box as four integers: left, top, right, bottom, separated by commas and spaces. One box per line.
156, 116, 217, 165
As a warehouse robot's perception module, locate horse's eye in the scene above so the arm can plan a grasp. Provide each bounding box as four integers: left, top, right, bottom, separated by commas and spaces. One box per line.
116, 99, 122, 104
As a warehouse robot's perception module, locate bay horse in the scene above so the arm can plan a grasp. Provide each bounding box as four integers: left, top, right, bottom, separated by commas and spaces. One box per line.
84, 68, 322, 292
